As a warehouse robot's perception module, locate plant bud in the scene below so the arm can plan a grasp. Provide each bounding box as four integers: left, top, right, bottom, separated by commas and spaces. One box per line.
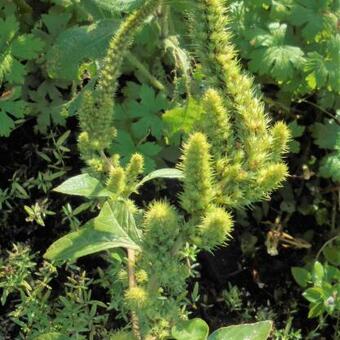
198, 207, 233, 250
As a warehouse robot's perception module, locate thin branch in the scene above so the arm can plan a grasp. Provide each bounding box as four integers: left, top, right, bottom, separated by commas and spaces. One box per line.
126, 51, 165, 91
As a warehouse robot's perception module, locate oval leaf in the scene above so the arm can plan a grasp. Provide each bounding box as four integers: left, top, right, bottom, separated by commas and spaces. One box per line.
44, 202, 139, 262
291, 267, 311, 287
208, 321, 273, 340
46, 19, 119, 80
172, 318, 209, 340
53, 174, 111, 198
137, 168, 184, 187
323, 244, 340, 266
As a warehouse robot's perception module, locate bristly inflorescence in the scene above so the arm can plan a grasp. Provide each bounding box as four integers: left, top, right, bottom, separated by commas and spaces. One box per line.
76, 0, 162, 177
71, 0, 290, 338
97, 0, 163, 97
189, 0, 290, 208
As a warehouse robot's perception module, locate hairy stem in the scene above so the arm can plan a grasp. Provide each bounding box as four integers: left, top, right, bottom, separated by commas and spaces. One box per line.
127, 248, 142, 340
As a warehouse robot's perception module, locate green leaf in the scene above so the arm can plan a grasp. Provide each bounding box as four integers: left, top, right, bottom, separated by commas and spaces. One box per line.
44, 202, 139, 261
28, 79, 67, 133
107, 199, 142, 244
289, 0, 337, 42
291, 267, 311, 288
80, 0, 123, 19
11, 34, 45, 59
99, 0, 142, 12
289, 121, 305, 138
163, 97, 204, 137
312, 261, 324, 285
0, 87, 27, 137
46, 19, 120, 80
312, 120, 340, 150
319, 151, 340, 182
303, 287, 324, 303
0, 16, 44, 85
137, 168, 184, 187
172, 318, 209, 340
305, 48, 340, 92
128, 84, 169, 140
53, 174, 111, 197
41, 12, 72, 37
323, 244, 340, 266
112, 131, 161, 173
308, 301, 324, 318
0, 111, 15, 137
208, 321, 273, 340
0, 16, 19, 45
288, 121, 305, 153
247, 23, 305, 82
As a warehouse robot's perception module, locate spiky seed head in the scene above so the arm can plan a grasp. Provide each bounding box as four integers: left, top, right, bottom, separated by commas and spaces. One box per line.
125, 153, 144, 194
106, 167, 126, 195
197, 207, 233, 250
135, 269, 148, 284
179, 132, 215, 214
125, 286, 148, 309
87, 157, 105, 173
271, 121, 291, 160
257, 163, 289, 192
144, 201, 180, 242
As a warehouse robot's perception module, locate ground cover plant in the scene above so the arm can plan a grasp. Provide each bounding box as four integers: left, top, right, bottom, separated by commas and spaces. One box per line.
0, 0, 339, 339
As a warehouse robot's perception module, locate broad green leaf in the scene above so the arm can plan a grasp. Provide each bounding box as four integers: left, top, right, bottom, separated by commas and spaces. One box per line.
289, 0, 337, 42
247, 23, 305, 82
172, 318, 209, 340
80, 0, 125, 19
44, 202, 139, 262
291, 267, 311, 287
41, 12, 71, 37
35, 333, 69, 340
53, 174, 111, 198
105, 200, 142, 244
137, 168, 184, 187
46, 19, 119, 80
323, 244, 340, 266
208, 321, 273, 340
96, 0, 142, 12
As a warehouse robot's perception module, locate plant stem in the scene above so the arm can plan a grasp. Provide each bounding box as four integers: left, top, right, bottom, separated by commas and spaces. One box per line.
127, 248, 142, 340
126, 51, 165, 91
316, 234, 340, 260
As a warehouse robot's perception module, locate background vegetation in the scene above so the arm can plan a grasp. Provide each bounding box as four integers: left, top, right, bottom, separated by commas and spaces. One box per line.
0, 0, 339, 339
